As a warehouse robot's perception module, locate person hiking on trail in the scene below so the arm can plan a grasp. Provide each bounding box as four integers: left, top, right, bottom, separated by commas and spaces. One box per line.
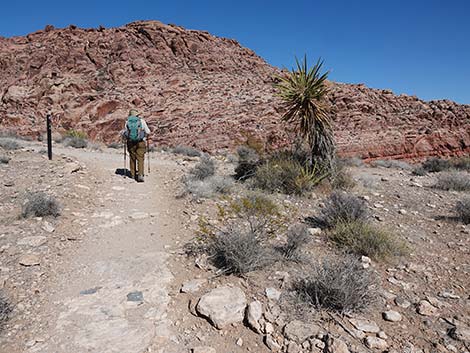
122, 109, 151, 182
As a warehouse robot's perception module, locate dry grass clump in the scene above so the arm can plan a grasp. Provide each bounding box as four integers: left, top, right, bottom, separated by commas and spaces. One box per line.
337, 157, 364, 168
311, 191, 369, 228
172, 145, 201, 157
189, 154, 215, 180
292, 256, 377, 313
0, 138, 21, 150
184, 176, 233, 199
22, 192, 61, 218
107, 142, 122, 149
63, 136, 88, 148
198, 194, 288, 275
421, 157, 451, 173
434, 171, 470, 191
329, 221, 407, 260
0, 290, 12, 333
455, 198, 470, 224
370, 159, 412, 170
278, 223, 310, 261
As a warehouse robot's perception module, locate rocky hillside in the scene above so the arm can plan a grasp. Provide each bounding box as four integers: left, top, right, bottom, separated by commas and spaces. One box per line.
1, 20, 469, 159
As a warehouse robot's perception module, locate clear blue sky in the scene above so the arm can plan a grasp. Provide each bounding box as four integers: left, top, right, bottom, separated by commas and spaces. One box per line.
1, 0, 469, 104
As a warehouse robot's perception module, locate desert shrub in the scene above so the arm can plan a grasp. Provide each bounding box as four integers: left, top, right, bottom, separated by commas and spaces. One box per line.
422, 157, 451, 173
370, 159, 412, 170
329, 221, 407, 260
412, 165, 427, 176
455, 198, 470, 224
0, 290, 12, 332
331, 165, 356, 190
184, 175, 233, 199
189, 154, 215, 180
312, 191, 369, 228
88, 142, 103, 151
292, 256, 376, 313
207, 229, 275, 275
234, 146, 260, 180
356, 175, 378, 188
0, 156, 10, 164
0, 138, 21, 150
172, 145, 201, 157
64, 136, 88, 148
65, 129, 87, 139
450, 156, 470, 171
434, 171, 470, 191
337, 157, 364, 168
22, 192, 61, 218
254, 157, 327, 195
278, 223, 309, 260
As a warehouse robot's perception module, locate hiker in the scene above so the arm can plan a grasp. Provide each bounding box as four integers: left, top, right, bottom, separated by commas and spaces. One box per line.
121, 109, 151, 182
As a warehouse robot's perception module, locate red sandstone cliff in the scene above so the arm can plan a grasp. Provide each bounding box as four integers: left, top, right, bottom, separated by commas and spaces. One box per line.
1, 20, 469, 159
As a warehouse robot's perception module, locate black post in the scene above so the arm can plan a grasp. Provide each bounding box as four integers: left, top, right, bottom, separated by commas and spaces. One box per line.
46, 114, 52, 160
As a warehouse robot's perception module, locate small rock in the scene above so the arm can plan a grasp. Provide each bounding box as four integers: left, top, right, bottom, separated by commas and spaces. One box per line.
127, 291, 144, 302
438, 291, 461, 300
349, 318, 380, 333
236, 338, 243, 346
417, 300, 439, 316
17, 236, 47, 247
19, 254, 40, 266
181, 279, 206, 293
129, 212, 149, 220
398, 209, 407, 215
192, 347, 216, 353
79, 287, 101, 295
284, 320, 322, 343
264, 335, 281, 351
264, 322, 274, 334
265, 287, 282, 301
41, 222, 55, 233
364, 336, 388, 350
196, 286, 246, 329
308, 228, 322, 236
378, 331, 388, 339
246, 301, 263, 333
325, 336, 350, 353
382, 310, 402, 322
394, 296, 411, 308
287, 342, 301, 353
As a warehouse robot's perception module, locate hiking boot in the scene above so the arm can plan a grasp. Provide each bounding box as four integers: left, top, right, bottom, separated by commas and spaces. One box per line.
136, 175, 144, 183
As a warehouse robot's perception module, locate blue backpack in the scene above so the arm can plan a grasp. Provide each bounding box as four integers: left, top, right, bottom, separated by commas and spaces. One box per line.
126, 116, 145, 142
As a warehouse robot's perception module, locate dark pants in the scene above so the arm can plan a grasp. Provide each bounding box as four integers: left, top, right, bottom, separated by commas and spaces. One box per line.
127, 141, 146, 177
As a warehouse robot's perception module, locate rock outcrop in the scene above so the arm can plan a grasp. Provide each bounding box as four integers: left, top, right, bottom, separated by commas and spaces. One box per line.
1, 20, 469, 159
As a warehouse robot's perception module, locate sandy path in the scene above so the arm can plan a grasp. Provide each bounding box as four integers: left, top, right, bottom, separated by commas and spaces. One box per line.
26, 149, 182, 353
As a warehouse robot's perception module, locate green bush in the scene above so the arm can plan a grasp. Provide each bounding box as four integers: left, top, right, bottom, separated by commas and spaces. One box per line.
434, 171, 470, 191
292, 256, 376, 313
254, 157, 326, 195
329, 221, 407, 260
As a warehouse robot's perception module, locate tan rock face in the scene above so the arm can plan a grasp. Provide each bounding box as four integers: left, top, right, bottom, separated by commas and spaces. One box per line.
1, 20, 469, 159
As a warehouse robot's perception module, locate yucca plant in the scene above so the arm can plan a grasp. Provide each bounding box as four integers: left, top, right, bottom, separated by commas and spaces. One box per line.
276, 56, 335, 171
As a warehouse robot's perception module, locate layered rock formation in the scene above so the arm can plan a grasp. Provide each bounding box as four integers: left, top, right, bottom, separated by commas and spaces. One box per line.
1, 20, 469, 159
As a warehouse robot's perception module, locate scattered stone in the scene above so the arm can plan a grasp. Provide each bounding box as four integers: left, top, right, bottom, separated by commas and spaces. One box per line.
196, 286, 246, 329
65, 162, 81, 174
79, 287, 101, 295
394, 296, 411, 308
308, 227, 322, 236
111, 186, 126, 191
236, 338, 243, 346
449, 325, 470, 342
192, 347, 216, 353
378, 331, 388, 339
17, 236, 47, 247
383, 310, 402, 322
264, 335, 281, 352
287, 342, 301, 353
264, 322, 274, 334
19, 254, 40, 266
246, 300, 263, 333
41, 222, 55, 233
129, 212, 149, 220
364, 336, 388, 350
181, 279, 206, 293
284, 320, 322, 343
127, 291, 144, 302
325, 336, 350, 353
265, 287, 282, 301
361, 256, 371, 268
348, 318, 380, 333
438, 291, 461, 300
417, 300, 439, 316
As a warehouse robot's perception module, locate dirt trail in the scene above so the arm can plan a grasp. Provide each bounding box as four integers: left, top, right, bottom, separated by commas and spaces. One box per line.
25, 149, 183, 353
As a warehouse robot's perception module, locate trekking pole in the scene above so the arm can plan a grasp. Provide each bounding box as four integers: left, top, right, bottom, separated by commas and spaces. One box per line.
123, 140, 127, 172
147, 138, 150, 174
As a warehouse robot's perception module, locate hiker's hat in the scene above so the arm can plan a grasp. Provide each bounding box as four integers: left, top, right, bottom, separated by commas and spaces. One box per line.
129, 109, 139, 116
